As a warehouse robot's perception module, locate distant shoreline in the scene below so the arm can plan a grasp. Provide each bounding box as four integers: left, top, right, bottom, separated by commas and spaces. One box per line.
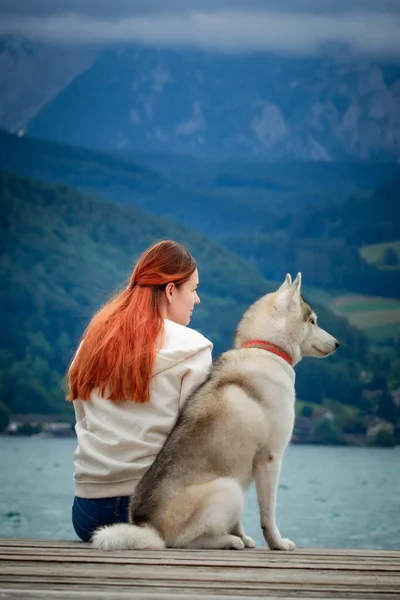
1, 431, 397, 448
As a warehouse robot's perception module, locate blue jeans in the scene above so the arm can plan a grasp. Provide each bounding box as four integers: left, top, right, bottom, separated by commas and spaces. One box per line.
72, 496, 130, 542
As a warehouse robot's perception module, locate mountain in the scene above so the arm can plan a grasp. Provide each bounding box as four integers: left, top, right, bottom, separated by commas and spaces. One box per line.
2, 129, 400, 242
27, 46, 400, 161
0, 36, 98, 133
1, 169, 374, 416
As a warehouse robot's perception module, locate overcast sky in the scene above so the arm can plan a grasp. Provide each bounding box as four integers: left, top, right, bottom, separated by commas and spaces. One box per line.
1, 1, 400, 59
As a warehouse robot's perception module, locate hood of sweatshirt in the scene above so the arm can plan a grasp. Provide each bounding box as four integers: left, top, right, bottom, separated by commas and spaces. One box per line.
153, 319, 213, 375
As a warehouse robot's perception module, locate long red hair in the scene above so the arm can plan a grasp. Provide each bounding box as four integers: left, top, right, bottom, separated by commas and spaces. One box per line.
67, 240, 196, 403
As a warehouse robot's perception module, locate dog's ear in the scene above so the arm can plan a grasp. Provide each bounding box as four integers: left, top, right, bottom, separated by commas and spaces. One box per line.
292, 272, 302, 296
276, 272, 302, 312
278, 273, 292, 291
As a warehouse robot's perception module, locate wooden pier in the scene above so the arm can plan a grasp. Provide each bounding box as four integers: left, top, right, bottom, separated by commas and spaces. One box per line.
0, 539, 399, 599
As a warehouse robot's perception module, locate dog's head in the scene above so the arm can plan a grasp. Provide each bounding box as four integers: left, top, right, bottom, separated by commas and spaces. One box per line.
236, 272, 339, 365
274, 273, 339, 360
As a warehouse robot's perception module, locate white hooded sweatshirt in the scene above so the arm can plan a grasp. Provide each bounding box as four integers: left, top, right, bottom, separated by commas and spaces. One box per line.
73, 319, 213, 498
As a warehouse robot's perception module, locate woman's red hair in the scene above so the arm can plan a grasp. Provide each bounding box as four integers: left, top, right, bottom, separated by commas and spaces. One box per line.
67, 240, 196, 403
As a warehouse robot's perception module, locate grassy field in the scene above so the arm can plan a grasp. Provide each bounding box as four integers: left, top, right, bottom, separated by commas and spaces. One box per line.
359, 241, 400, 270
330, 294, 400, 342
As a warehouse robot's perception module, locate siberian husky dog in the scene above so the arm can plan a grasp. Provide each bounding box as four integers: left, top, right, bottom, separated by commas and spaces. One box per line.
92, 273, 339, 552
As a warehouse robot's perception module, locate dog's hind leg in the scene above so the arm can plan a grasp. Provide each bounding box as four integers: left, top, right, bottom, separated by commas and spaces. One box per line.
231, 521, 256, 548
169, 477, 244, 549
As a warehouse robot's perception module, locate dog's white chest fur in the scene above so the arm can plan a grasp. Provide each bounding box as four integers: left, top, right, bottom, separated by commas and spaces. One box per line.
222, 352, 296, 489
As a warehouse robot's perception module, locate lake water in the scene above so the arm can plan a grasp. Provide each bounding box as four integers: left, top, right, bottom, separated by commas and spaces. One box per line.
1, 437, 399, 549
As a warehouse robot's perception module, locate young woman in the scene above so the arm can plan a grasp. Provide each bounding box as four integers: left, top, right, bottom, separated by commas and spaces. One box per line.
67, 240, 213, 541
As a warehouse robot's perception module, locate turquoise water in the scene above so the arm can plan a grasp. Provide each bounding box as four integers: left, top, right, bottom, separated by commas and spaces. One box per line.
0, 437, 399, 549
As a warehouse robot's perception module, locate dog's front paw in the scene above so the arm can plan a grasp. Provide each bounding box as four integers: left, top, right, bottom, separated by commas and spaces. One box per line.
241, 534, 256, 548
271, 537, 296, 551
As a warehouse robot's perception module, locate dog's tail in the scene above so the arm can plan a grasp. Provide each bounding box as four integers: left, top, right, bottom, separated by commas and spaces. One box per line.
91, 522, 165, 551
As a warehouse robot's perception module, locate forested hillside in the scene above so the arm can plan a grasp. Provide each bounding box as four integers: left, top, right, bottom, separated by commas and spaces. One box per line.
0, 130, 273, 237
221, 178, 400, 298
0, 170, 381, 422
1, 130, 399, 302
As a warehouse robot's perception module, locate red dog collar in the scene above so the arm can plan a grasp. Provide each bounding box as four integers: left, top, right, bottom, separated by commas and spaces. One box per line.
242, 340, 293, 366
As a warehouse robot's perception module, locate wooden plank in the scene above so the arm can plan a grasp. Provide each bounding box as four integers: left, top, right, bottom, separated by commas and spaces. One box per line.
1, 565, 399, 589
0, 588, 381, 600
0, 590, 303, 600
1, 556, 399, 572
1, 543, 400, 565
1, 577, 399, 598
0, 539, 395, 551
1, 552, 399, 571
1, 539, 399, 557
2, 545, 400, 561
1, 552, 400, 568
0, 587, 368, 600
3, 545, 400, 559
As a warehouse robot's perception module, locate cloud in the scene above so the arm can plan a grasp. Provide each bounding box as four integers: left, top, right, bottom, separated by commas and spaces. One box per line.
1, 6, 400, 60
2, 1, 400, 18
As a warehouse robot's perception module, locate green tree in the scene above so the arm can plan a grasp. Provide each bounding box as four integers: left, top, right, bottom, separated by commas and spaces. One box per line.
382, 247, 399, 267
374, 428, 396, 447
0, 401, 10, 431
301, 405, 313, 418
377, 391, 398, 425
312, 417, 343, 445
